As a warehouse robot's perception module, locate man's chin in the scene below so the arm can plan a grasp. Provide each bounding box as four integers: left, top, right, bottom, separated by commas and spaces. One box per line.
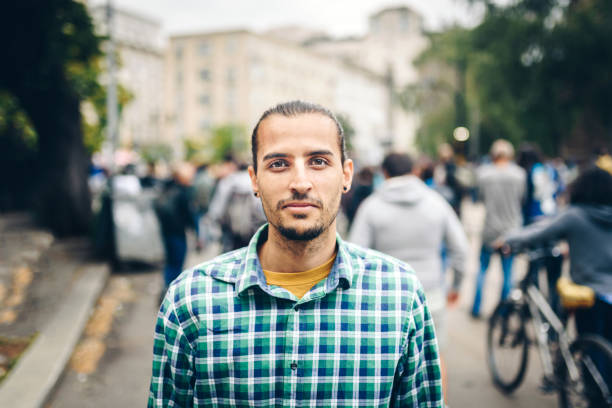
277, 224, 324, 241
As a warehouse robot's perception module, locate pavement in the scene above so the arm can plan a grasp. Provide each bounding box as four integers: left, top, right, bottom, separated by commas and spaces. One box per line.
0, 214, 109, 408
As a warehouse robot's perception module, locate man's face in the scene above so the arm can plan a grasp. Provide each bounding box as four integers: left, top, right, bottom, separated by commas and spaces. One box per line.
249, 113, 353, 241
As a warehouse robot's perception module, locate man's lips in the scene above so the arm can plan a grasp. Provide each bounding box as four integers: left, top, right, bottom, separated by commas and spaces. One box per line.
282, 201, 318, 209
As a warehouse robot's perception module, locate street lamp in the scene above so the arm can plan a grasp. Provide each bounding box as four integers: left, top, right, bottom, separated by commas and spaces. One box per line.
453, 126, 470, 142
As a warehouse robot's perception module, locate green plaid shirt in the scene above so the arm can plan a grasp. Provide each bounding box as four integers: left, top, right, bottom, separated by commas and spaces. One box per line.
149, 225, 443, 407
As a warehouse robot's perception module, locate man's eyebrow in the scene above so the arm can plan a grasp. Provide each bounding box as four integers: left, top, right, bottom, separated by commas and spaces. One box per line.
307, 149, 334, 157
262, 152, 290, 161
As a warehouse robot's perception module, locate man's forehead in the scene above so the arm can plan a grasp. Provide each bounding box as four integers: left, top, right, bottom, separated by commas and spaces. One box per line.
259, 112, 338, 135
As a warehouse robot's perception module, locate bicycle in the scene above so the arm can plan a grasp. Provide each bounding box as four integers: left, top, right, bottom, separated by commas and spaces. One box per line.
486, 246, 612, 408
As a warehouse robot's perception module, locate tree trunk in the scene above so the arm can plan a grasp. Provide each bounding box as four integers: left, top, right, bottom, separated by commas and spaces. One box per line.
18, 77, 92, 236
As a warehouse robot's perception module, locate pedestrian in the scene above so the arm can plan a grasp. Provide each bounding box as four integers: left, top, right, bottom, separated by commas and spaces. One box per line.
148, 100, 444, 407
349, 152, 468, 400
206, 161, 267, 252
152, 162, 200, 295
434, 143, 464, 216
498, 166, 612, 343
471, 139, 526, 318
517, 144, 564, 311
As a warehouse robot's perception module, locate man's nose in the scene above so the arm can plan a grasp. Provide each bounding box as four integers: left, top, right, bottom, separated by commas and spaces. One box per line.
288, 163, 313, 194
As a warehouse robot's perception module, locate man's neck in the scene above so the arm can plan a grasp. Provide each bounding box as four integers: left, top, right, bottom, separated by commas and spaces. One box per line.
258, 223, 337, 273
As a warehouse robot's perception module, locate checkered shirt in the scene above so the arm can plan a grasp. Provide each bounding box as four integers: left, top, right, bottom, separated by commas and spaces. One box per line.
148, 225, 443, 407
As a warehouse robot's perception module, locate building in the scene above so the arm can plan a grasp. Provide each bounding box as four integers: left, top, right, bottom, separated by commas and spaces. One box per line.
89, 4, 164, 148
304, 6, 429, 153
164, 27, 417, 165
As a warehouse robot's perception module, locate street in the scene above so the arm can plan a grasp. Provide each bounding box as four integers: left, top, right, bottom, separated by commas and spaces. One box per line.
47, 202, 557, 407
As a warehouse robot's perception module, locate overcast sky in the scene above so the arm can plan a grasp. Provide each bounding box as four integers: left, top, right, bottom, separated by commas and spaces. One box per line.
91, 0, 484, 38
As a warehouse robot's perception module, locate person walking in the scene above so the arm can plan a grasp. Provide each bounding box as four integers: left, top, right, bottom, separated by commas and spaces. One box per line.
471, 139, 526, 318
153, 162, 200, 293
148, 101, 443, 407
349, 152, 468, 399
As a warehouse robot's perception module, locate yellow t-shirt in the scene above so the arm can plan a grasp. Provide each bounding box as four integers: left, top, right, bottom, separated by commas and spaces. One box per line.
263, 254, 336, 299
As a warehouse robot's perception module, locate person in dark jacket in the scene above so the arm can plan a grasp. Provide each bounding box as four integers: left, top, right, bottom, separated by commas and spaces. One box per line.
154, 162, 200, 290
500, 166, 612, 343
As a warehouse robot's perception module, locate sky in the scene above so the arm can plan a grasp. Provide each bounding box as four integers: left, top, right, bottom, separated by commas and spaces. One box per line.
91, 0, 485, 38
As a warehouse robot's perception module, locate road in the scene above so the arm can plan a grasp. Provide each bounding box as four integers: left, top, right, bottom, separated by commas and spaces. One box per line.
47, 202, 558, 407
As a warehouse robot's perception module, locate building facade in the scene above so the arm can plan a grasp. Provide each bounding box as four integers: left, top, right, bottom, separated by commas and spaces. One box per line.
163, 26, 417, 165
89, 5, 164, 148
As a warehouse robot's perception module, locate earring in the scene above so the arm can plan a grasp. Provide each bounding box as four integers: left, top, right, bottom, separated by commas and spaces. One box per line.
253, 192, 259, 197
343, 186, 348, 192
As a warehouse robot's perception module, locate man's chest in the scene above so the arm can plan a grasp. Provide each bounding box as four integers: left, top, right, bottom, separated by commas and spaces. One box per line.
191, 295, 408, 406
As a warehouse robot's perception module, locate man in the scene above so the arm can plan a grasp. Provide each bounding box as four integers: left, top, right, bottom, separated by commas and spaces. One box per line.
148, 101, 443, 407
349, 152, 468, 397
471, 139, 526, 317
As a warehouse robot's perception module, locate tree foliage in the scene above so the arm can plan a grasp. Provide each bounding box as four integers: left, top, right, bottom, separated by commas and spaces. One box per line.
410, 0, 612, 158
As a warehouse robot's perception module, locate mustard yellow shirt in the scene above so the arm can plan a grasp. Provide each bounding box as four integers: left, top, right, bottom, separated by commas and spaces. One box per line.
263, 254, 336, 299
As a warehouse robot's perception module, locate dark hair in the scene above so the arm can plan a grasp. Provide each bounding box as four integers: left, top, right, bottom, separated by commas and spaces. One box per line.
382, 152, 413, 178
517, 143, 542, 171
250, 100, 346, 172
569, 166, 612, 206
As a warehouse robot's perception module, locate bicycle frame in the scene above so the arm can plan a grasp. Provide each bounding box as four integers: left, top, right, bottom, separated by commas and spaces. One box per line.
521, 283, 581, 383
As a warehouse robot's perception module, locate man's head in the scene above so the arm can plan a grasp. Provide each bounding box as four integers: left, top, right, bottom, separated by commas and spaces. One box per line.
382, 152, 413, 179
251, 100, 346, 173
490, 139, 515, 163
248, 101, 353, 242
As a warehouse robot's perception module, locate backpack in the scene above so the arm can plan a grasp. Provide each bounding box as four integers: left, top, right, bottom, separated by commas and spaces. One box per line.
225, 189, 266, 241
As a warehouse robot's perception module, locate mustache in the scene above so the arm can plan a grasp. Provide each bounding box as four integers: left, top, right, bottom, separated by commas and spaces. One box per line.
276, 192, 323, 210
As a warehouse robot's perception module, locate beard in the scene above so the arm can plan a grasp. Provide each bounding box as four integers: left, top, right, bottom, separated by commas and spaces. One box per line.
277, 223, 325, 241
264, 191, 339, 242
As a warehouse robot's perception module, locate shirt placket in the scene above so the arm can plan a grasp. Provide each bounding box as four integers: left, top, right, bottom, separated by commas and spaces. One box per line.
283, 304, 300, 407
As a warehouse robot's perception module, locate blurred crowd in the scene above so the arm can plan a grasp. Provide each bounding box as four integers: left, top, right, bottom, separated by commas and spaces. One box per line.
88, 140, 612, 357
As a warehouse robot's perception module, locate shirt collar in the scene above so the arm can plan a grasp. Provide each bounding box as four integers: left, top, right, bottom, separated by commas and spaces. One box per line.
234, 224, 355, 298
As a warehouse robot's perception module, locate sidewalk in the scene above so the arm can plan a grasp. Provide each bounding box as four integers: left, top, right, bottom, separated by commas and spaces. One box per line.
0, 213, 110, 408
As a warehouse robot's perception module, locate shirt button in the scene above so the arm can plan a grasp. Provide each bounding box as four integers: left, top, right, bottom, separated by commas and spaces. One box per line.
290, 362, 298, 370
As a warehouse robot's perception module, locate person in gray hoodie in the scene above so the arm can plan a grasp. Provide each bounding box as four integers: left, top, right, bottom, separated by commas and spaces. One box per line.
349, 152, 468, 345
500, 166, 612, 343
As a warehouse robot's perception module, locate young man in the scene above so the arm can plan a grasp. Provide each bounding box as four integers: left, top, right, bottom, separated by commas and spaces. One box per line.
148, 101, 443, 407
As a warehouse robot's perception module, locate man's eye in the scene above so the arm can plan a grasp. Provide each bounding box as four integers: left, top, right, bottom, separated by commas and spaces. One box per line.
310, 158, 328, 167
269, 160, 288, 169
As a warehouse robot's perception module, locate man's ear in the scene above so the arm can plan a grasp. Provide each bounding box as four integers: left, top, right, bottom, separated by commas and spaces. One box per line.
342, 159, 354, 192
248, 165, 258, 195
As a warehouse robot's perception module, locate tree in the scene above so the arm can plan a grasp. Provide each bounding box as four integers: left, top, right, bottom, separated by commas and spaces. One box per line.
410, 0, 612, 157
0, 0, 102, 235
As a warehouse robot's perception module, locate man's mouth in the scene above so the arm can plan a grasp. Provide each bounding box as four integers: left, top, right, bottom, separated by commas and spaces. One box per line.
282, 201, 318, 209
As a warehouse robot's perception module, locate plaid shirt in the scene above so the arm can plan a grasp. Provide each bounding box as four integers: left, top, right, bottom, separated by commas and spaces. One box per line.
149, 225, 443, 407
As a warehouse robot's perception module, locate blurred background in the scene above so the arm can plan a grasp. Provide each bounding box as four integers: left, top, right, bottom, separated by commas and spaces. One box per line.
0, 0, 611, 407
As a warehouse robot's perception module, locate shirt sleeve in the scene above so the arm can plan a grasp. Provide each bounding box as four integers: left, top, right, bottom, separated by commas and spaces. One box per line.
393, 285, 444, 407
504, 209, 572, 250
148, 288, 195, 408
443, 204, 469, 291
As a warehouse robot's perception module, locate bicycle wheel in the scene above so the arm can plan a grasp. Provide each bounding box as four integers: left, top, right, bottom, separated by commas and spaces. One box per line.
558, 334, 612, 408
487, 299, 530, 393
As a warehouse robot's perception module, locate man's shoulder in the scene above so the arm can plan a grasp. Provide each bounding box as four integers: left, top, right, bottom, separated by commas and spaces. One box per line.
341, 241, 422, 290
172, 247, 248, 291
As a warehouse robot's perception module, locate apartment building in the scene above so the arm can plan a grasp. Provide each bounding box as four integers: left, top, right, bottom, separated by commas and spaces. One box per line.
89, 4, 164, 147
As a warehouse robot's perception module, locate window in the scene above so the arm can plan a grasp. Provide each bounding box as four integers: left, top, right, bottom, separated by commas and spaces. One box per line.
199, 94, 210, 105
199, 119, 211, 130
227, 67, 236, 84
198, 42, 211, 56
226, 38, 237, 53
199, 69, 211, 81
175, 44, 183, 59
